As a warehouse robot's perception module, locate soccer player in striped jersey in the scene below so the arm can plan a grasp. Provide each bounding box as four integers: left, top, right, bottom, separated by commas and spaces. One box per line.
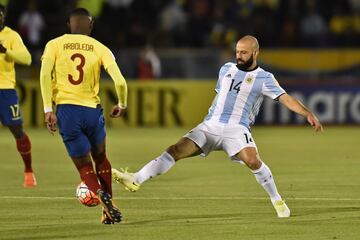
0, 4, 36, 187
112, 35, 324, 218
40, 8, 127, 224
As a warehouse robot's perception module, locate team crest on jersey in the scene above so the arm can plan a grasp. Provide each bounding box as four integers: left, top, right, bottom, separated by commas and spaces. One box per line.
245, 77, 253, 83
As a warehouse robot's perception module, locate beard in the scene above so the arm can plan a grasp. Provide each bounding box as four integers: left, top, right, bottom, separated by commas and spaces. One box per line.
236, 54, 254, 71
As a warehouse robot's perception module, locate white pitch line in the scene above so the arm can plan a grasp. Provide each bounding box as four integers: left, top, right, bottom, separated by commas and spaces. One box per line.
0, 196, 360, 201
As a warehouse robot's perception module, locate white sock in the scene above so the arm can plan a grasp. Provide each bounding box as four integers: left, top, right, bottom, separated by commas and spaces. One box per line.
134, 152, 175, 184
251, 162, 282, 203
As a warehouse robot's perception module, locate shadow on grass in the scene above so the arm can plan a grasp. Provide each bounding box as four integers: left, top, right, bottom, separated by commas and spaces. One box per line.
123, 212, 260, 226
291, 206, 360, 218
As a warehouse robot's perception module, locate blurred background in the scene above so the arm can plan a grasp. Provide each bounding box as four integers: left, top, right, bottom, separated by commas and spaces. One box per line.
2, 0, 360, 128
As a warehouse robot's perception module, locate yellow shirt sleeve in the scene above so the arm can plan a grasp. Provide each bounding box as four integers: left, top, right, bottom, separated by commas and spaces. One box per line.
41, 40, 56, 61
101, 47, 127, 107
101, 46, 116, 69
106, 64, 128, 108
6, 32, 31, 65
40, 41, 56, 112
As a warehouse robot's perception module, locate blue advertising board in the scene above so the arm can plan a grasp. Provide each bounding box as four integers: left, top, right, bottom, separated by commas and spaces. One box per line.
257, 86, 360, 124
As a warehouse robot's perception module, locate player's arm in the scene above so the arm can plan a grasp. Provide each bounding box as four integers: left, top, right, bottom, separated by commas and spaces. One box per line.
278, 93, 324, 132
40, 57, 54, 112
40, 41, 57, 134
105, 63, 128, 118
101, 46, 128, 117
0, 34, 31, 65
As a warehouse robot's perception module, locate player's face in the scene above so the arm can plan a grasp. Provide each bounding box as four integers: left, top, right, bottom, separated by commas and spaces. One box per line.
236, 41, 256, 69
68, 15, 93, 35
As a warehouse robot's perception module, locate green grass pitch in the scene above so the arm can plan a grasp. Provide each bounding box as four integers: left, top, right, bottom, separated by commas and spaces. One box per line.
0, 126, 359, 240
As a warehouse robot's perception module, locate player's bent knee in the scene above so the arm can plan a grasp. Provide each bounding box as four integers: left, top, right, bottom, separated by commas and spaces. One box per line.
8, 125, 24, 139
72, 155, 92, 169
166, 145, 180, 161
91, 151, 106, 163
244, 156, 262, 170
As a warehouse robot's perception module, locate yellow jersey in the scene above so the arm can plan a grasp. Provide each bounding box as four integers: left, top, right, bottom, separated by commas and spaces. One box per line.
0, 26, 32, 89
40, 34, 127, 109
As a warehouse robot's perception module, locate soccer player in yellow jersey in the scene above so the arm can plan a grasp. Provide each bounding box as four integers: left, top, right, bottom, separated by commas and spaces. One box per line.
40, 8, 127, 224
0, 4, 36, 187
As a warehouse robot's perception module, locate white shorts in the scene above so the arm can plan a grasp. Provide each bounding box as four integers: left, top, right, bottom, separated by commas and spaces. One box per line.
183, 121, 257, 161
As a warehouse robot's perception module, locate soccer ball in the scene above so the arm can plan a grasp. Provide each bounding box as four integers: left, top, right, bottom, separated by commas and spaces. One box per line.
75, 182, 100, 207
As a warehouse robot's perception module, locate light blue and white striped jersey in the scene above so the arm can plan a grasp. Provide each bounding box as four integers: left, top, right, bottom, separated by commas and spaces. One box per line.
205, 62, 286, 130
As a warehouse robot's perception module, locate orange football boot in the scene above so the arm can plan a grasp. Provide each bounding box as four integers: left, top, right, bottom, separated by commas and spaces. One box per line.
24, 172, 37, 187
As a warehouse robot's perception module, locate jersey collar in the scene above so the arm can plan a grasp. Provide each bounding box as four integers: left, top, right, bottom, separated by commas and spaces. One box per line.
237, 65, 259, 72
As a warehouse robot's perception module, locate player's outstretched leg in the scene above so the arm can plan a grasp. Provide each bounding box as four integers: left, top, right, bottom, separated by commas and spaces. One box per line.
112, 167, 140, 192
97, 189, 122, 223
251, 163, 290, 218
235, 147, 290, 218
272, 199, 290, 218
112, 151, 175, 192
113, 138, 201, 192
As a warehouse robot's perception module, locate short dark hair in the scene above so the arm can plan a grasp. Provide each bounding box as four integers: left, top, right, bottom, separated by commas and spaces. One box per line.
0, 4, 6, 14
69, 8, 92, 19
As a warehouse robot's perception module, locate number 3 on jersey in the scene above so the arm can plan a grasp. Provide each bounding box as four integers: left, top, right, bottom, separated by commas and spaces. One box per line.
68, 53, 85, 85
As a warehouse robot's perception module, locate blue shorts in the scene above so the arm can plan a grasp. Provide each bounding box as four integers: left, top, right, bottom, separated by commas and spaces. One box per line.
0, 89, 23, 126
56, 104, 106, 158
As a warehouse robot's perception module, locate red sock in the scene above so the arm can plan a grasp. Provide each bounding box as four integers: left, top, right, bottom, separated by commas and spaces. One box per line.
93, 153, 112, 196
76, 162, 102, 194
16, 133, 33, 172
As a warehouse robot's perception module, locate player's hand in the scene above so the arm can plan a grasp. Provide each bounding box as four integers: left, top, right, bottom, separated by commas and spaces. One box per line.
110, 105, 126, 118
0, 43, 6, 53
44, 112, 57, 135
307, 113, 323, 132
